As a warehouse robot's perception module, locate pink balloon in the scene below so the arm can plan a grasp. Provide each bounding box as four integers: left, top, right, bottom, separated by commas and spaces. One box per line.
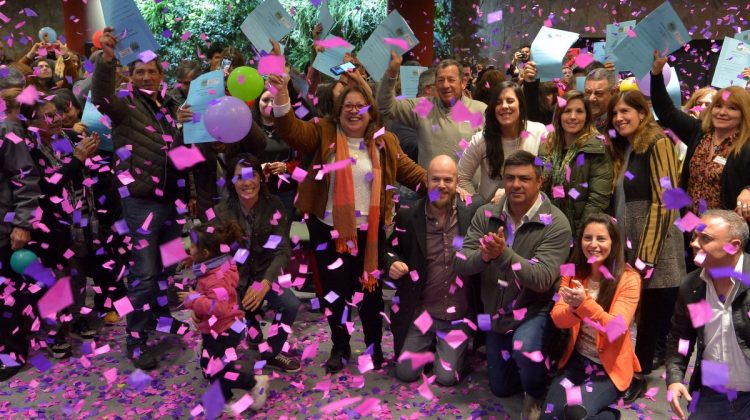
638, 63, 671, 98
204, 96, 252, 143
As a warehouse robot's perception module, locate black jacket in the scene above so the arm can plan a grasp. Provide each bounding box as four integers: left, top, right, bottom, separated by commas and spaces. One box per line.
665, 253, 750, 392
214, 193, 290, 291
383, 194, 484, 357
0, 120, 41, 248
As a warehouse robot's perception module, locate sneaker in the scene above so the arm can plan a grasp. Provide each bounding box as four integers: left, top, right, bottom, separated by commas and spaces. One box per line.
71, 318, 97, 340
126, 343, 158, 370
0, 362, 23, 382
103, 311, 120, 326
266, 352, 301, 373
48, 334, 73, 359
250, 375, 270, 410
521, 393, 543, 420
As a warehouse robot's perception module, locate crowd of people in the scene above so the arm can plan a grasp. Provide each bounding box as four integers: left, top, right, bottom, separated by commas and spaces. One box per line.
1, 14, 750, 420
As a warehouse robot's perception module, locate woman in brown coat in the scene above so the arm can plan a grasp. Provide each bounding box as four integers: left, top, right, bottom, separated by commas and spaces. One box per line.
267, 74, 425, 373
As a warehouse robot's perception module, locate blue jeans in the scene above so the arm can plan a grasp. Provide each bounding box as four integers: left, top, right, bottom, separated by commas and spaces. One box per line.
122, 197, 183, 346
541, 352, 622, 420
486, 311, 553, 398
245, 287, 300, 358
690, 387, 750, 419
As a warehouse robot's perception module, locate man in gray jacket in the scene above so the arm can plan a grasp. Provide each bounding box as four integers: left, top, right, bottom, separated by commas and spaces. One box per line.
455, 150, 571, 420
378, 52, 486, 168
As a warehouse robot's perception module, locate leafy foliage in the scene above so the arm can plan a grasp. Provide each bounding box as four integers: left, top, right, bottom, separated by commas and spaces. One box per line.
135, 0, 388, 75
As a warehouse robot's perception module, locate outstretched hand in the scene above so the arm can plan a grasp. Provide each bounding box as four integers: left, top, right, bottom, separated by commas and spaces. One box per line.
99, 27, 117, 62
651, 50, 668, 76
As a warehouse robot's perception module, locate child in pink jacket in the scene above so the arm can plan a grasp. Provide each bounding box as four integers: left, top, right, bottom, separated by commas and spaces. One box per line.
179, 221, 268, 411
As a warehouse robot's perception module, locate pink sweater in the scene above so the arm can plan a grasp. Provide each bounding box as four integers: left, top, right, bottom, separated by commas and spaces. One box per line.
184, 260, 244, 334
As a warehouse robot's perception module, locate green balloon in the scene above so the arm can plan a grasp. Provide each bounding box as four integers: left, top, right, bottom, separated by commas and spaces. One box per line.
10, 248, 38, 274
227, 66, 264, 102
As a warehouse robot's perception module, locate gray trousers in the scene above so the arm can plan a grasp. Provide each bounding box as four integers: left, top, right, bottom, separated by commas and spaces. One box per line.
395, 317, 471, 386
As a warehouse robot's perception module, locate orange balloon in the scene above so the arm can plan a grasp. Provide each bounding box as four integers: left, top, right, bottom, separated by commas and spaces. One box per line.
92, 30, 103, 49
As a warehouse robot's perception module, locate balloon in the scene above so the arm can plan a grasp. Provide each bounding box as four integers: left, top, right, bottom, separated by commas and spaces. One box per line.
92, 30, 104, 49
10, 249, 38, 274
227, 66, 264, 101
619, 77, 640, 93
204, 96, 252, 143
637, 63, 671, 97
39, 27, 57, 43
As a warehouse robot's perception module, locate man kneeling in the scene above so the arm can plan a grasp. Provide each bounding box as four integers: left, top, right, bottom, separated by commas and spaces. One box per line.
384, 155, 484, 386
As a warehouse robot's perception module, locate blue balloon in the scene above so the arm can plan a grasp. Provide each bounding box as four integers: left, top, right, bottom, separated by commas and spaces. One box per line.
10, 248, 38, 274
39, 27, 57, 43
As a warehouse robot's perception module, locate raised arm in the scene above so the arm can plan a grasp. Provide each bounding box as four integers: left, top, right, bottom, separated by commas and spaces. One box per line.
90, 28, 129, 124
376, 50, 420, 128
649, 52, 701, 147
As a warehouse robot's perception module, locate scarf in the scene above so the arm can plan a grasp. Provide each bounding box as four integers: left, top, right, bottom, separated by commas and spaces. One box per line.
331, 129, 382, 292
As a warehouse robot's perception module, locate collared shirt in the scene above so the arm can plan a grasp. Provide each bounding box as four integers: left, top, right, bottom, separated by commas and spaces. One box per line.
501, 193, 543, 246
701, 254, 750, 392
422, 196, 468, 321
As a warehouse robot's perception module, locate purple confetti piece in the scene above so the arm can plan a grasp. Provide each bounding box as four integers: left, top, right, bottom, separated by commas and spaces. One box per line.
29, 354, 53, 372
127, 369, 152, 391
662, 188, 691, 210
428, 189, 440, 202
202, 380, 225, 420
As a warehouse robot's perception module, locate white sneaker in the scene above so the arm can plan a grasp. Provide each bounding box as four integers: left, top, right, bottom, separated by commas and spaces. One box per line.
250, 375, 269, 410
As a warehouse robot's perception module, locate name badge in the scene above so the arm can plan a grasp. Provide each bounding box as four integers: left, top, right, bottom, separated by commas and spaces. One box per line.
713, 156, 727, 166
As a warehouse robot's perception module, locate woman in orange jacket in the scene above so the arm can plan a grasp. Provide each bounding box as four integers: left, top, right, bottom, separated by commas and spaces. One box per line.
541, 213, 642, 420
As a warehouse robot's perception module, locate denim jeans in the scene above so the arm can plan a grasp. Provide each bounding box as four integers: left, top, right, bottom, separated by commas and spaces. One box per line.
122, 197, 182, 346
396, 319, 471, 386
486, 311, 553, 398
690, 387, 750, 419
541, 351, 622, 420
244, 286, 300, 359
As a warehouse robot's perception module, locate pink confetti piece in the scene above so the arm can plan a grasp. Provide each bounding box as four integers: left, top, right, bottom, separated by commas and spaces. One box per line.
290, 167, 308, 182
168, 145, 205, 170
397, 351, 434, 369
443, 328, 468, 349
574, 53, 594, 69
103, 367, 118, 384
413, 310, 433, 334
159, 237, 189, 268
314, 36, 354, 49
321, 397, 362, 414
560, 263, 576, 277
113, 296, 134, 317
230, 393, 255, 415
262, 234, 282, 249
353, 397, 380, 416
373, 126, 385, 139
37, 277, 73, 319
687, 299, 713, 328
418, 379, 434, 400
604, 315, 627, 342
358, 354, 374, 373
258, 54, 286, 75
16, 85, 39, 105
450, 100, 484, 129
556, 96, 567, 108
383, 37, 409, 51
678, 338, 690, 356
137, 50, 157, 64
522, 350, 545, 362
487, 10, 503, 24
513, 307, 527, 321
675, 211, 702, 232
413, 97, 433, 118
327, 258, 343, 270
566, 386, 583, 405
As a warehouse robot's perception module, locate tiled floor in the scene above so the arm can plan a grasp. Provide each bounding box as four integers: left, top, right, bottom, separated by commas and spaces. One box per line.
0, 304, 676, 419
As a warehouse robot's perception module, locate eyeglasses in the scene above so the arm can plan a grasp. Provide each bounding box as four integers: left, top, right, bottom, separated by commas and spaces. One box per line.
342, 103, 368, 112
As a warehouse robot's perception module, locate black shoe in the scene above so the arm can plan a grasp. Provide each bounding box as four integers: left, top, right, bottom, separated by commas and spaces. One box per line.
652, 355, 665, 369
371, 344, 384, 370
126, 343, 158, 370
0, 363, 23, 381
623, 376, 647, 404
47, 334, 73, 359
71, 318, 97, 340
564, 404, 588, 420
325, 347, 351, 374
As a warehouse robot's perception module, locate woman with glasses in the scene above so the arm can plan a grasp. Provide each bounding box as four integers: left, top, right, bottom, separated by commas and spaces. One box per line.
266, 73, 426, 374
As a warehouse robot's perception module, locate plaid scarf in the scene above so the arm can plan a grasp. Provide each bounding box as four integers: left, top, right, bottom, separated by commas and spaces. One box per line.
331, 129, 382, 292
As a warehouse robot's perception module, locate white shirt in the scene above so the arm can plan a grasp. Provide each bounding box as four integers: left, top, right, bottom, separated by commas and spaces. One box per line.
322, 136, 372, 226
501, 193, 543, 246
701, 254, 750, 392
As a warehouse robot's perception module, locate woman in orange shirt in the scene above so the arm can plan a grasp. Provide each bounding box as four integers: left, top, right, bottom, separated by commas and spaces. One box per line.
541, 213, 642, 420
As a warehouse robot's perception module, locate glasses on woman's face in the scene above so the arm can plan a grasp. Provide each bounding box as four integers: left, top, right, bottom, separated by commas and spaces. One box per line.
342, 103, 368, 112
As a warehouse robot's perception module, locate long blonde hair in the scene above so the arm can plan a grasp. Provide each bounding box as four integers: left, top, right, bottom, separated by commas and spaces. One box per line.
700, 86, 750, 156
